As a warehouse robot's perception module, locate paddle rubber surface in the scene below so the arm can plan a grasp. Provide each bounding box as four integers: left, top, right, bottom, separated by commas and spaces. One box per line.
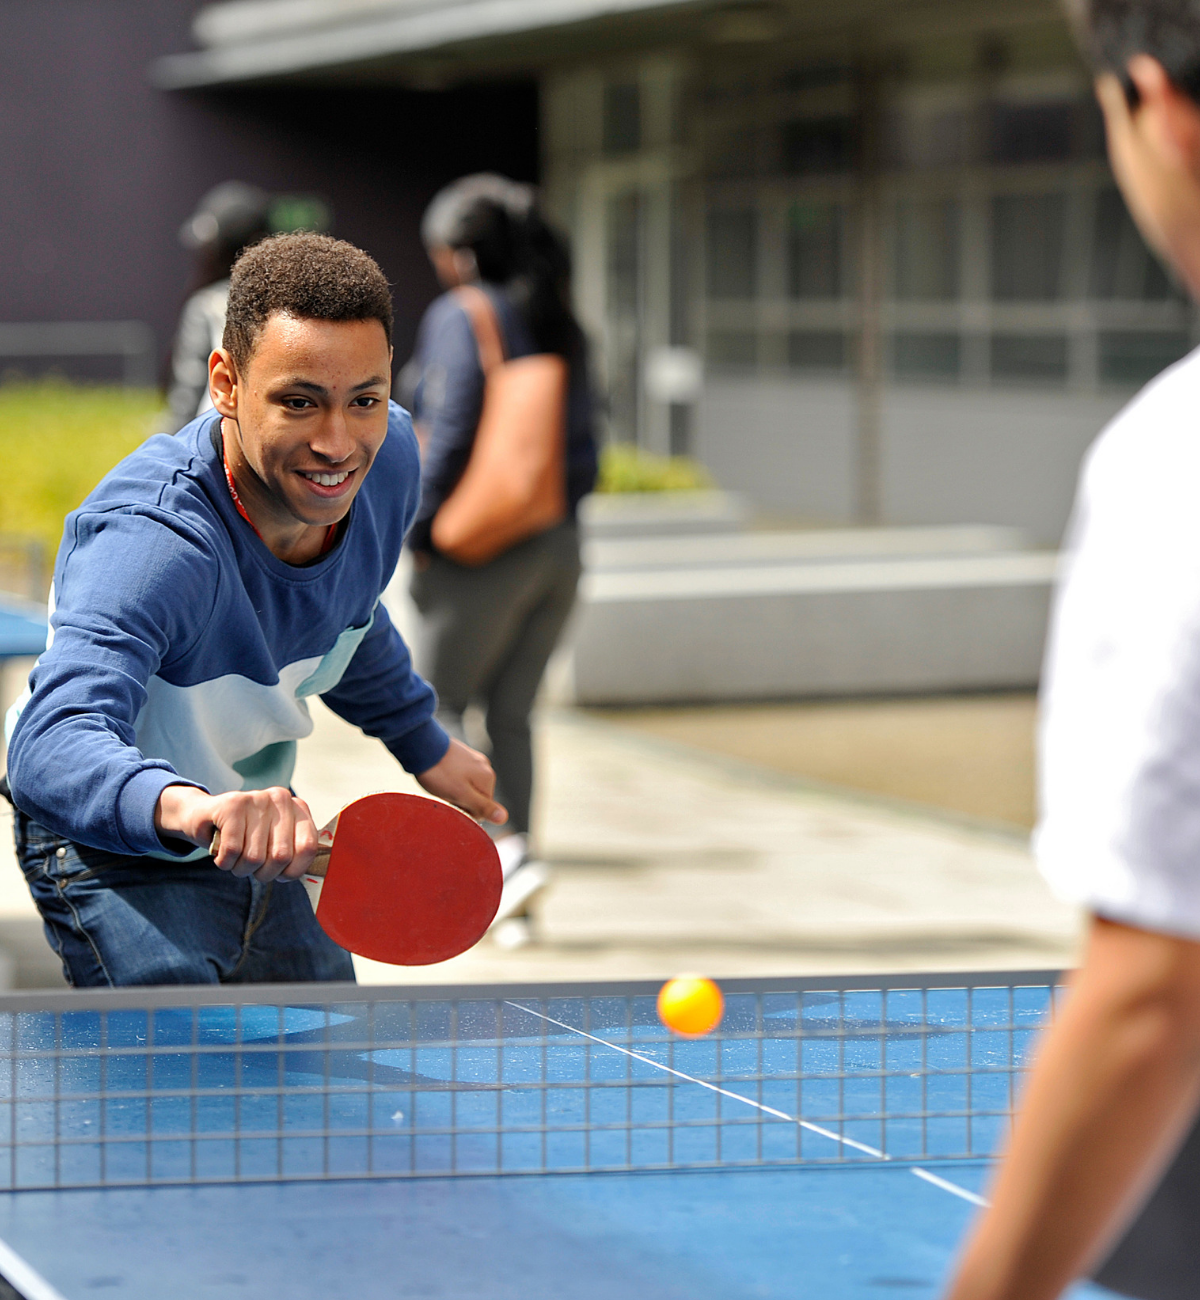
316, 792, 502, 965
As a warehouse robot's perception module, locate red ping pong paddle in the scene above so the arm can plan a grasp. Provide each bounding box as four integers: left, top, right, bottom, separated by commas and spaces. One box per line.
211, 792, 503, 966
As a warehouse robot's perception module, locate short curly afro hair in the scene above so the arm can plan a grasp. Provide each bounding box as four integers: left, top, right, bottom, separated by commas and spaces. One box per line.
223, 232, 393, 370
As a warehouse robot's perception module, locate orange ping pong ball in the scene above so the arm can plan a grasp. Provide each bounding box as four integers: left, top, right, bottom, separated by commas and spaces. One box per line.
657, 975, 724, 1036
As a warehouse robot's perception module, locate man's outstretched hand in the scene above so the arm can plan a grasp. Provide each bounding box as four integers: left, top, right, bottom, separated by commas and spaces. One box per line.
155, 784, 320, 882
154, 738, 503, 883
417, 737, 507, 826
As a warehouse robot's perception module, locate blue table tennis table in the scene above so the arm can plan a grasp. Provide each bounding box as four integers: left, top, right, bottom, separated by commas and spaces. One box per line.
0, 599, 45, 661
0, 973, 1131, 1300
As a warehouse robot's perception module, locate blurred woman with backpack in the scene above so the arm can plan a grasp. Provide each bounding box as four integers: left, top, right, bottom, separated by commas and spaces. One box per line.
402, 174, 598, 948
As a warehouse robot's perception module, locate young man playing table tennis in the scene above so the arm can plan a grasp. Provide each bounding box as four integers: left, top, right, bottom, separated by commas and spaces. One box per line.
2, 231, 505, 986
945, 3, 1200, 1297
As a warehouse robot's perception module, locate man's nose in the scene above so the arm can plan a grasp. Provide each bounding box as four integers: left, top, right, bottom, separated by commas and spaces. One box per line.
310, 410, 356, 462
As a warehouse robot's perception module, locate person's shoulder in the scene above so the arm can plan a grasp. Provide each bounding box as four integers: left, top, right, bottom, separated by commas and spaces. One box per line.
65, 419, 225, 564
358, 403, 420, 499
377, 401, 419, 469
80, 417, 196, 496
183, 279, 229, 312
1087, 347, 1200, 487
419, 291, 477, 351
352, 405, 422, 553
80, 418, 214, 510
422, 289, 466, 325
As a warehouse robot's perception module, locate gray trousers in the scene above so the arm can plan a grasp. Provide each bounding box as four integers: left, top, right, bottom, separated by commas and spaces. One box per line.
410, 522, 581, 836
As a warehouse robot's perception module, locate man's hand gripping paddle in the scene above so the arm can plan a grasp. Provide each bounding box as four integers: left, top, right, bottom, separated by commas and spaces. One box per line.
211, 792, 503, 965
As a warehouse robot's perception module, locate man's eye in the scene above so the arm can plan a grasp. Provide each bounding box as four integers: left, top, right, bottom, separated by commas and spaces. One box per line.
352, 396, 380, 408
283, 397, 314, 410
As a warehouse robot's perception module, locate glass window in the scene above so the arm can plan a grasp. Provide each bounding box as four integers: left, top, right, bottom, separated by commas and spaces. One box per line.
782, 116, 856, 174
991, 333, 1068, 382
788, 331, 847, 371
606, 192, 642, 442
708, 330, 757, 368
1090, 187, 1177, 300
608, 192, 640, 313
1098, 331, 1191, 386
775, 63, 851, 94
987, 101, 1074, 164
894, 198, 960, 300
707, 210, 758, 299
885, 107, 967, 169
992, 193, 1066, 300
603, 82, 641, 155
893, 333, 960, 380
707, 126, 760, 177
787, 202, 843, 298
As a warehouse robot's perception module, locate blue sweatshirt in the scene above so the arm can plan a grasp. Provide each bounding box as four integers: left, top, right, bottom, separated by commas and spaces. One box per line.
6, 404, 449, 859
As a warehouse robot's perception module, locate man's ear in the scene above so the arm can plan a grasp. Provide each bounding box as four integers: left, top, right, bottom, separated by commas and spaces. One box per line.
1127, 54, 1200, 170
209, 348, 239, 419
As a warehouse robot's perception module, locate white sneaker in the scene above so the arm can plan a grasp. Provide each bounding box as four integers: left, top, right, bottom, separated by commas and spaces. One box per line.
492, 915, 535, 951
490, 835, 551, 929
496, 834, 529, 880
492, 858, 551, 926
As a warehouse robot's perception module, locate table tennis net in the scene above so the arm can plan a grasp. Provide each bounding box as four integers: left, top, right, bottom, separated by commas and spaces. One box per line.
0, 974, 1060, 1190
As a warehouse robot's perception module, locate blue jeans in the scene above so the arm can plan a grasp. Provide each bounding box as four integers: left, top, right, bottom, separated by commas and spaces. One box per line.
12, 806, 355, 987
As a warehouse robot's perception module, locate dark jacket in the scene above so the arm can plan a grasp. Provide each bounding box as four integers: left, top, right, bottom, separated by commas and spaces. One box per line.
402, 284, 598, 554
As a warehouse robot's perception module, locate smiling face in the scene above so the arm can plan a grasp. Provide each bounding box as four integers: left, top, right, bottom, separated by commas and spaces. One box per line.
209, 313, 392, 559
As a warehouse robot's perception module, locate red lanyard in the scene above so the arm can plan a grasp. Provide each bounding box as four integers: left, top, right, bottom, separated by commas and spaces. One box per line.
222, 445, 338, 556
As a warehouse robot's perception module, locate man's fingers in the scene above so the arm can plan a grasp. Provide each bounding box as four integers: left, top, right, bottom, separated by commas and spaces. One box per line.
460, 786, 507, 825
470, 769, 506, 825
279, 816, 320, 881
415, 738, 509, 825
208, 791, 318, 881
255, 799, 297, 883
211, 812, 246, 871
234, 810, 272, 878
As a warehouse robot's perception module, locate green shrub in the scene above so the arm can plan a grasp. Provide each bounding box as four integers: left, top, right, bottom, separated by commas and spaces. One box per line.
596, 444, 715, 494
0, 379, 163, 565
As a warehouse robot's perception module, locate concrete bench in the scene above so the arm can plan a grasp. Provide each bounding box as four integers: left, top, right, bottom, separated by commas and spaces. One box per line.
584, 525, 1029, 574
561, 547, 1057, 705
579, 490, 750, 539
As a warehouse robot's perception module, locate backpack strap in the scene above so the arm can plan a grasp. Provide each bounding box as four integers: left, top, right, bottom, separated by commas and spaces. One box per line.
453, 285, 506, 375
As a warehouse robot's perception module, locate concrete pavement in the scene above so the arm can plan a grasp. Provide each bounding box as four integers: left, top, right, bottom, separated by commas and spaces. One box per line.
299, 701, 1080, 986
0, 697, 1082, 989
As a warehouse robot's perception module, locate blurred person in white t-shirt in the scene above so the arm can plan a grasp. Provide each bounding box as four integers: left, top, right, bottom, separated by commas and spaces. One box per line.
946, 4, 1200, 1298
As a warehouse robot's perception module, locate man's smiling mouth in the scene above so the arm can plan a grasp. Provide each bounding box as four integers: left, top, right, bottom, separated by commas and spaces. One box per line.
300, 470, 352, 487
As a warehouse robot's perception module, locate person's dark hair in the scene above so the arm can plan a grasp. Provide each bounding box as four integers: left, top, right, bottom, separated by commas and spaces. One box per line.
421, 173, 584, 360
223, 232, 393, 370
180, 181, 273, 290
1068, 0, 1200, 103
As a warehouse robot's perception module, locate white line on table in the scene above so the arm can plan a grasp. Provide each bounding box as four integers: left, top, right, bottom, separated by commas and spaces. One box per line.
505, 1001, 990, 1210
0, 1234, 71, 1300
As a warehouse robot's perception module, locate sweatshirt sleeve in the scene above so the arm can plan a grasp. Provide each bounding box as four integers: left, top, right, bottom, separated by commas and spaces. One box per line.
408, 302, 484, 552
6, 509, 218, 855
319, 599, 449, 774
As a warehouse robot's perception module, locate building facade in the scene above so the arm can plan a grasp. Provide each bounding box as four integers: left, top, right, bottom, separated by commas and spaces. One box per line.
536, 6, 1193, 541
142, 0, 1200, 541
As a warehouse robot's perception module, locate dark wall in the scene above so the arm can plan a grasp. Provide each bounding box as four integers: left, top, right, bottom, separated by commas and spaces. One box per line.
0, 1, 539, 380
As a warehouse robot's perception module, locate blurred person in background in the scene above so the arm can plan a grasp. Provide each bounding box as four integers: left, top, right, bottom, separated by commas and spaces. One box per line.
163, 182, 272, 433
946, 1, 1200, 1296
401, 174, 597, 949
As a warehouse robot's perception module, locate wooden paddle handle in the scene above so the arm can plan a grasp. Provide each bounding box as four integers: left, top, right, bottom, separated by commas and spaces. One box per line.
209, 828, 333, 877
